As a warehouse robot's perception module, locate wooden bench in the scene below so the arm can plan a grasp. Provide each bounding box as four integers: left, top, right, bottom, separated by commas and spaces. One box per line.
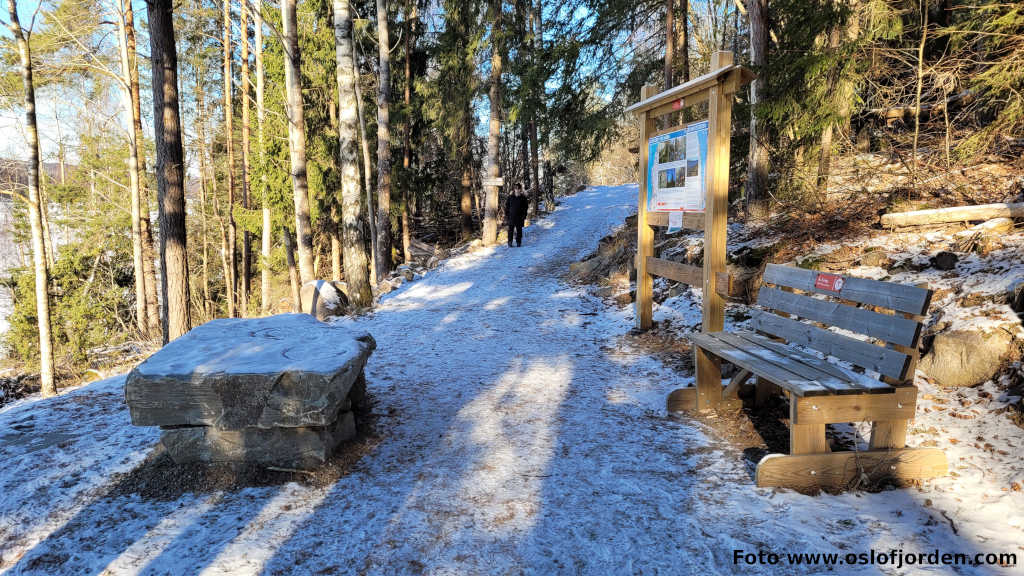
684, 264, 948, 490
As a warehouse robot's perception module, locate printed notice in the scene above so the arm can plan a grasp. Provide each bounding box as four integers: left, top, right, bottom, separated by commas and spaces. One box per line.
646, 120, 709, 216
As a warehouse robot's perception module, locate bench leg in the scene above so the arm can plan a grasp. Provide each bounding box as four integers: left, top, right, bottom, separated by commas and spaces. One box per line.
790, 398, 828, 455
694, 346, 722, 411
869, 420, 908, 449
754, 377, 774, 408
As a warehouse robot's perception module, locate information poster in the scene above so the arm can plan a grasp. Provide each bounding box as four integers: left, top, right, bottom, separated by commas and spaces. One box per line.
646, 120, 709, 229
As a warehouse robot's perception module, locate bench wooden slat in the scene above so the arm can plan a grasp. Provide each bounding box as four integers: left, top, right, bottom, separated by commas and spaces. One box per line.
731, 330, 894, 392
689, 332, 830, 396
751, 310, 912, 380
763, 264, 932, 315
757, 286, 921, 347
712, 332, 863, 394
712, 330, 872, 391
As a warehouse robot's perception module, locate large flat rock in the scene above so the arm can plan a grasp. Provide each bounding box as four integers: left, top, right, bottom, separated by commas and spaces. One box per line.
161, 411, 356, 469
125, 314, 375, 429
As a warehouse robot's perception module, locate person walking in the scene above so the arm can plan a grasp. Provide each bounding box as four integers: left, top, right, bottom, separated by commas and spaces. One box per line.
506, 183, 529, 247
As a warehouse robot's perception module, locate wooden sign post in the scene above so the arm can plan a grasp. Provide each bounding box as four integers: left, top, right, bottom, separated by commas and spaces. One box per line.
626, 51, 753, 411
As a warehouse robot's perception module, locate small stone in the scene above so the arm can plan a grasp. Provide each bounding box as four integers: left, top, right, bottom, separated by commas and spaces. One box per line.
930, 251, 959, 271
859, 250, 891, 268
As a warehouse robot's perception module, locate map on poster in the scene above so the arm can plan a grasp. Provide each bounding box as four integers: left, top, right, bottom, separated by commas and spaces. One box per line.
646, 120, 709, 222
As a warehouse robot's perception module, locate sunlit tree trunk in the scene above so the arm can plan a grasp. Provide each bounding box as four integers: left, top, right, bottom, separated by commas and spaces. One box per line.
283, 228, 302, 310
240, 0, 252, 315
281, 0, 316, 284
223, 0, 238, 316
115, 0, 149, 337
746, 0, 768, 207
122, 2, 160, 337
482, 0, 503, 246
680, 0, 690, 82
6, 0, 55, 396
195, 63, 213, 319
460, 101, 474, 238
664, 0, 674, 89
335, 0, 374, 306
401, 0, 414, 263
375, 0, 393, 279
148, 0, 192, 342
251, 0, 271, 315
352, 42, 378, 282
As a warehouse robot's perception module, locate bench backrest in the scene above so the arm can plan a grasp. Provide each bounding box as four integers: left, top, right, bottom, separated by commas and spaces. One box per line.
754, 264, 932, 383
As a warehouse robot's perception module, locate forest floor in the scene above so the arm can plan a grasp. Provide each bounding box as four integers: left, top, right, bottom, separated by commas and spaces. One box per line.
1, 185, 1022, 574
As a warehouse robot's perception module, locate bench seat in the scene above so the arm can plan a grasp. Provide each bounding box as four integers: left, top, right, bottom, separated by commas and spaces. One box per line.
689, 330, 896, 396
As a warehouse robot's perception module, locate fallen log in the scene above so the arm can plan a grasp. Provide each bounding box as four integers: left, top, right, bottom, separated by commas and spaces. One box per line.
881, 202, 1024, 228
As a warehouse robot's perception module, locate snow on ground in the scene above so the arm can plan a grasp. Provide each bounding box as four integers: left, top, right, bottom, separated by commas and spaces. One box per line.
1, 185, 1022, 574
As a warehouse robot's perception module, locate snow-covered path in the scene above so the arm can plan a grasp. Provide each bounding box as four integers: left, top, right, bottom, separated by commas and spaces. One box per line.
1, 186, 1019, 575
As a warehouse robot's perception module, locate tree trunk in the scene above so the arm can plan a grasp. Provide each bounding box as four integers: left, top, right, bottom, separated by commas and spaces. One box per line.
664, 0, 674, 89
352, 40, 378, 282
680, 0, 690, 82
6, 0, 55, 397
223, 0, 238, 317
283, 228, 302, 311
123, 1, 161, 338
148, 0, 192, 343
240, 0, 252, 316
912, 0, 928, 183
335, 0, 374, 307
115, 0, 149, 338
460, 99, 474, 238
255, 0, 272, 315
528, 0, 542, 216
401, 1, 414, 264
375, 0, 393, 279
195, 60, 213, 319
482, 0, 503, 246
330, 204, 342, 281
745, 0, 768, 207
281, 0, 316, 284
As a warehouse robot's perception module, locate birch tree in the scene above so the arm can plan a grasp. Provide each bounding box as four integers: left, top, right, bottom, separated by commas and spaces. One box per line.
334, 0, 373, 306
5, 0, 56, 396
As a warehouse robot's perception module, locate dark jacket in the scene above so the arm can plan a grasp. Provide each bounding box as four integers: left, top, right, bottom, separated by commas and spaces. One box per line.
506, 194, 528, 226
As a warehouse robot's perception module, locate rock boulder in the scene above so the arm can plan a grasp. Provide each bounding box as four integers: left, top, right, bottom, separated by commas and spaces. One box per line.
919, 329, 1014, 388
125, 314, 375, 429
300, 280, 349, 321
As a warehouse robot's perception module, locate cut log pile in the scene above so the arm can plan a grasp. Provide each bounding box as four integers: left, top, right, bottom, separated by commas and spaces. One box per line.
125, 314, 375, 469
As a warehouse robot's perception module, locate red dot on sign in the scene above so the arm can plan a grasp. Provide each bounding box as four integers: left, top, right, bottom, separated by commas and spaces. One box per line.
672, 99, 682, 110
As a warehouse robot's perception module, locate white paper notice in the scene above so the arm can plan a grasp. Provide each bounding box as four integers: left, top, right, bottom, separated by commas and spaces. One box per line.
667, 211, 683, 234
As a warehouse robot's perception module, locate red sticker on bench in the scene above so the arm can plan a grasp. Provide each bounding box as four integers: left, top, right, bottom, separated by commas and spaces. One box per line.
814, 273, 845, 292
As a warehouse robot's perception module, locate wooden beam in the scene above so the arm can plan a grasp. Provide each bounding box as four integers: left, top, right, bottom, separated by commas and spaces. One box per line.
715, 271, 732, 298
625, 63, 754, 115
756, 448, 947, 490
666, 385, 742, 412
792, 387, 917, 425
790, 400, 828, 454
870, 420, 908, 449
645, 211, 705, 230
723, 368, 752, 398
646, 257, 702, 285
695, 51, 735, 406
634, 84, 658, 330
